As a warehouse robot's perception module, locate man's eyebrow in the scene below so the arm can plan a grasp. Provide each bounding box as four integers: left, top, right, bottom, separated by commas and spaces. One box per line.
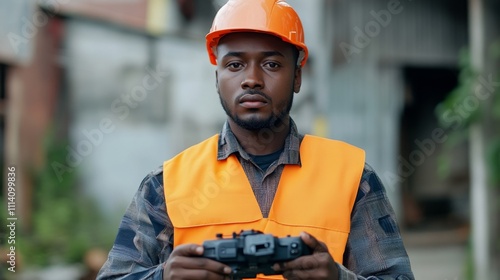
221, 51, 285, 59
222, 51, 244, 59
262, 51, 285, 58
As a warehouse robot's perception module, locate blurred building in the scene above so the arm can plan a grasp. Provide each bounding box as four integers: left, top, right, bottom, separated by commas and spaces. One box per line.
1, 0, 499, 278
1, 0, 64, 228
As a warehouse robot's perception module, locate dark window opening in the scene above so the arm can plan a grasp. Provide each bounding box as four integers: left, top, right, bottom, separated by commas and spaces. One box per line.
400, 66, 469, 234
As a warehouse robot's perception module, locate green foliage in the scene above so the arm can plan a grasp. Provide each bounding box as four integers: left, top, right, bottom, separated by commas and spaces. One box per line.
435, 42, 500, 185
487, 41, 500, 184
488, 137, 500, 184
465, 239, 474, 280
436, 50, 480, 129
434, 49, 477, 180
436, 40, 500, 280
18, 128, 115, 267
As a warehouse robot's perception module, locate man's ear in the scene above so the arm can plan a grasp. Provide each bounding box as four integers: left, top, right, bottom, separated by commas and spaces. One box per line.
293, 67, 302, 93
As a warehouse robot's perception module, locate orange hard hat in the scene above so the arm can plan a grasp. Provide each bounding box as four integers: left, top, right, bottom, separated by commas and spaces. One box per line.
206, 0, 309, 67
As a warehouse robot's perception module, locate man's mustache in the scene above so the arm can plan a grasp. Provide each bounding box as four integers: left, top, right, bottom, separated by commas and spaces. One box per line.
237, 90, 272, 102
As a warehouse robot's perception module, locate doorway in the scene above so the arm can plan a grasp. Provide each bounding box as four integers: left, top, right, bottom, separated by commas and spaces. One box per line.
400, 66, 470, 235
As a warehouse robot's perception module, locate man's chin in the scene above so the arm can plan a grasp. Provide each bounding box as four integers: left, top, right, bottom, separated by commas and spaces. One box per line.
233, 116, 274, 131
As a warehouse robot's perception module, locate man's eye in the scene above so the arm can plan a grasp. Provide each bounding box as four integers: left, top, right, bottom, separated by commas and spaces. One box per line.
265, 62, 280, 69
227, 62, 243, 69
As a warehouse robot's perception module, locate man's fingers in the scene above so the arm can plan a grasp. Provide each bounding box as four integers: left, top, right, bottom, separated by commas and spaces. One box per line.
169, 244, 232, 274
273, 233, 338, 280
166, 255, 231, 271
164, 265, 231, 280
277, 254, 336, 280
164, 250, 232, 280
170, 243, 204, 257
276, 254, 320, 271
300, 232, 329, 253
275, 232, 330, 273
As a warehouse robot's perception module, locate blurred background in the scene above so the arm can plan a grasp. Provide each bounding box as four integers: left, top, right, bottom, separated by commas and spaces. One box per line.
0, 0, 499, 279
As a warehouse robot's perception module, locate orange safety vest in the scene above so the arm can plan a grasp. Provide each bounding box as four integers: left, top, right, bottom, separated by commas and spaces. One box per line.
163, 134, 365, 279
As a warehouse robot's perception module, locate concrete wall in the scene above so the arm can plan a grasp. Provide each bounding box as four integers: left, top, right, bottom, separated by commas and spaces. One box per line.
65, 18, 175, 217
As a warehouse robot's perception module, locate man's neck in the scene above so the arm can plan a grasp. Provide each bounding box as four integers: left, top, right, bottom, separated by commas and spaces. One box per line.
228, 118, 290, 156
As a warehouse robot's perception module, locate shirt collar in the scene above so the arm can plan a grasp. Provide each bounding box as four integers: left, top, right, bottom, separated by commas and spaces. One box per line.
217, 118, 302, 166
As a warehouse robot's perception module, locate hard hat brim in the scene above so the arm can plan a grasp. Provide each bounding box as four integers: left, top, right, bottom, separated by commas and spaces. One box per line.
206, 29, 309, 67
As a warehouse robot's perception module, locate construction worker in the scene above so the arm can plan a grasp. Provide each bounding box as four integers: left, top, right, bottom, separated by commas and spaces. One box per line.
97, 0, 414, 279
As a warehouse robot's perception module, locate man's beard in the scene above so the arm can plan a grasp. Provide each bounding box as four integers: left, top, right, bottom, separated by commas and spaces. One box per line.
219, 89, 294, 131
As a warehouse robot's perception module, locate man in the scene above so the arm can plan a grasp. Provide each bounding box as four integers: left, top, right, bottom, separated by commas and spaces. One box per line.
97, 0, 414, 279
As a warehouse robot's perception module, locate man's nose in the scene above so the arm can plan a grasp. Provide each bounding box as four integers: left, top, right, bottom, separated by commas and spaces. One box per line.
241, 64, 264, 89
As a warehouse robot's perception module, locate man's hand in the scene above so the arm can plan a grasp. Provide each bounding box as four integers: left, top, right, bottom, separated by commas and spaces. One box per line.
273, 232, 339, 280
163, 244, 232, 280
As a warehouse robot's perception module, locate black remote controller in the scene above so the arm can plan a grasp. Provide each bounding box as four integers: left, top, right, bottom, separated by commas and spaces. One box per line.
202, 230, 311, 279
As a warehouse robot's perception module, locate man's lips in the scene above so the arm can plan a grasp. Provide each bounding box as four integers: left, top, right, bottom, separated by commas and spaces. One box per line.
239, 94, 269, 109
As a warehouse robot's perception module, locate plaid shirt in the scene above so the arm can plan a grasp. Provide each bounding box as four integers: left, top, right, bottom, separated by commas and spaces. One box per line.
97, 120, 414, 280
